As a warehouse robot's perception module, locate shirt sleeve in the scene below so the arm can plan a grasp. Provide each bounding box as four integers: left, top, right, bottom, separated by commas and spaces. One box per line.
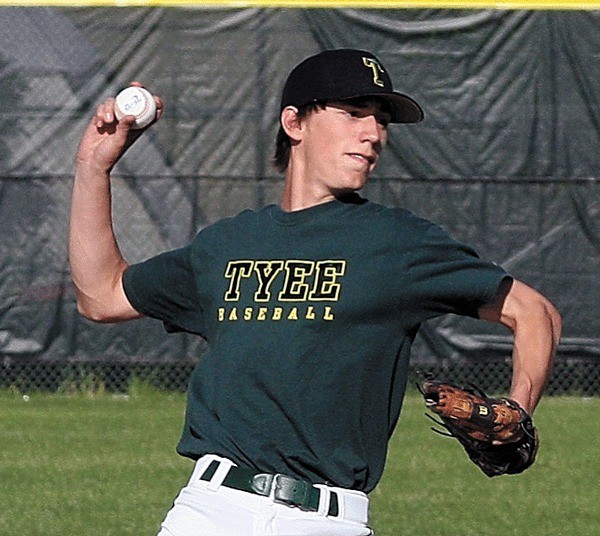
412, 222, 511, 319
122, 245, 205, 336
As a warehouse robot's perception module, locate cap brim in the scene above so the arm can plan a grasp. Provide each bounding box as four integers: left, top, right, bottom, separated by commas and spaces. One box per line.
375, 92, 424, 124
336, 91, 423, 123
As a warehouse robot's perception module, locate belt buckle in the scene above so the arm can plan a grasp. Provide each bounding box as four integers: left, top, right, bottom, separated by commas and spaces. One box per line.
251, 472, 315, 511
273, 474, 313, 510
251, 473, 274, 496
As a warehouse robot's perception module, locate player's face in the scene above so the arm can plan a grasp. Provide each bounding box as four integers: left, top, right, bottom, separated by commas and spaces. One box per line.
299, 98, 390, 199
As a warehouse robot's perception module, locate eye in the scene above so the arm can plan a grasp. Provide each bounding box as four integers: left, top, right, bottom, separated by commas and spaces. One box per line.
377, 114, 391, 128
336, 106, 360, 118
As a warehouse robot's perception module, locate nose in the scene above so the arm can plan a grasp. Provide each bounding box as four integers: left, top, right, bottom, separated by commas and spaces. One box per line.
360, 115, 385, 148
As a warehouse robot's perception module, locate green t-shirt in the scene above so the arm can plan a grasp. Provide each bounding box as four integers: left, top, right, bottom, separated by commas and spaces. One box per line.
123, 195, 508, 493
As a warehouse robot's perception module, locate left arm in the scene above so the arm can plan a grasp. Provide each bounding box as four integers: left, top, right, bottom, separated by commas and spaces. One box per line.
478, 278, 562, 414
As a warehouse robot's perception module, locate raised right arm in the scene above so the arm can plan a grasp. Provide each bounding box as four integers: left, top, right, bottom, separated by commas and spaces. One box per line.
69, 85, 163, 322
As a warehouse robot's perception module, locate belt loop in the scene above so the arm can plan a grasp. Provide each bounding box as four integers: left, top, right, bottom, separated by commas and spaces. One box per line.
208, 457, 235, 492
197, 455, 236, 492
314, 484, 340, 517
313, 484, 330, 516
191, 455, 218, 485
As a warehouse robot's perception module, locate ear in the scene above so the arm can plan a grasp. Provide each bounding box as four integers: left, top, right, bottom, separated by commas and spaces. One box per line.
280, 106, 303, 141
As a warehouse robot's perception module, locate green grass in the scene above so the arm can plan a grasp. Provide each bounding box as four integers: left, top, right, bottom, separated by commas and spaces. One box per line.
373, 395, 600, 536
1, 388, 598, 535
0, 385, 192, 535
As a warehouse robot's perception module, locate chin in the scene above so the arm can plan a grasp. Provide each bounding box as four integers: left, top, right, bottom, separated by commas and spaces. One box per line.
328, 170, 371, 194
333, 183, 366, 197
348, 175, 370, 191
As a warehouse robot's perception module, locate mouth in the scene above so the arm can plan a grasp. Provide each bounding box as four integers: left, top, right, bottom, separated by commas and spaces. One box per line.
348, 153, 376, 166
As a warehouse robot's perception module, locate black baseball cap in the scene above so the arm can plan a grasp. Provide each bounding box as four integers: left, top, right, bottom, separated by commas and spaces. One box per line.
280, 49, 424, 124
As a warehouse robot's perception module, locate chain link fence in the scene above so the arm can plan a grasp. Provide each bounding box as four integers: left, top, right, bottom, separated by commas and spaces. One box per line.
2, 356, 599, 396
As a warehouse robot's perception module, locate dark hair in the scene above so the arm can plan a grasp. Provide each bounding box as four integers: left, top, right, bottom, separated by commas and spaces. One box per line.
272, 102, 325, 173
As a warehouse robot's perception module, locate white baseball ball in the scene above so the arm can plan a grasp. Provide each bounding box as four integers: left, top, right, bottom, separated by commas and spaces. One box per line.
114, 86, 157, 129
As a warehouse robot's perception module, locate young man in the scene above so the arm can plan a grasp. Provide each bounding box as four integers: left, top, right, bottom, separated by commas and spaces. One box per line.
70, 49, 561, 535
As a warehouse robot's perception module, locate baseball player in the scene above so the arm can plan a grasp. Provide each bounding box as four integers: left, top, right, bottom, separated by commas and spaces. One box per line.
69, 49, 561, 535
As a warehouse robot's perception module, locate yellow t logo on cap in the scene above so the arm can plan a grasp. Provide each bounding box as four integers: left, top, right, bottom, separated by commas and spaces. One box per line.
362, 57, 385, 88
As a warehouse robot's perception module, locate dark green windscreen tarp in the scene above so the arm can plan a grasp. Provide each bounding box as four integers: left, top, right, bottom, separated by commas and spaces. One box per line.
0, 7, 597, 366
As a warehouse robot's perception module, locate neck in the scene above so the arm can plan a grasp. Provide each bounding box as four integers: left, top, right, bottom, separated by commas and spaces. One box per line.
280, 157, 339, 212
280, 180, 337, 212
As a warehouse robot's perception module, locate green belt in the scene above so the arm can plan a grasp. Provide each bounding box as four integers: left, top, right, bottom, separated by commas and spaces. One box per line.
200, 460, 339, 515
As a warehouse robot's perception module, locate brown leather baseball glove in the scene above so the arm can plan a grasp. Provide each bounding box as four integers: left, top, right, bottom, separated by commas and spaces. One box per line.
419, 379, 539, 477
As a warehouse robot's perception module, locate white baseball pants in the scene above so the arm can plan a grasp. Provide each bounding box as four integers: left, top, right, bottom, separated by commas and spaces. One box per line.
157, 454, 374, 535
